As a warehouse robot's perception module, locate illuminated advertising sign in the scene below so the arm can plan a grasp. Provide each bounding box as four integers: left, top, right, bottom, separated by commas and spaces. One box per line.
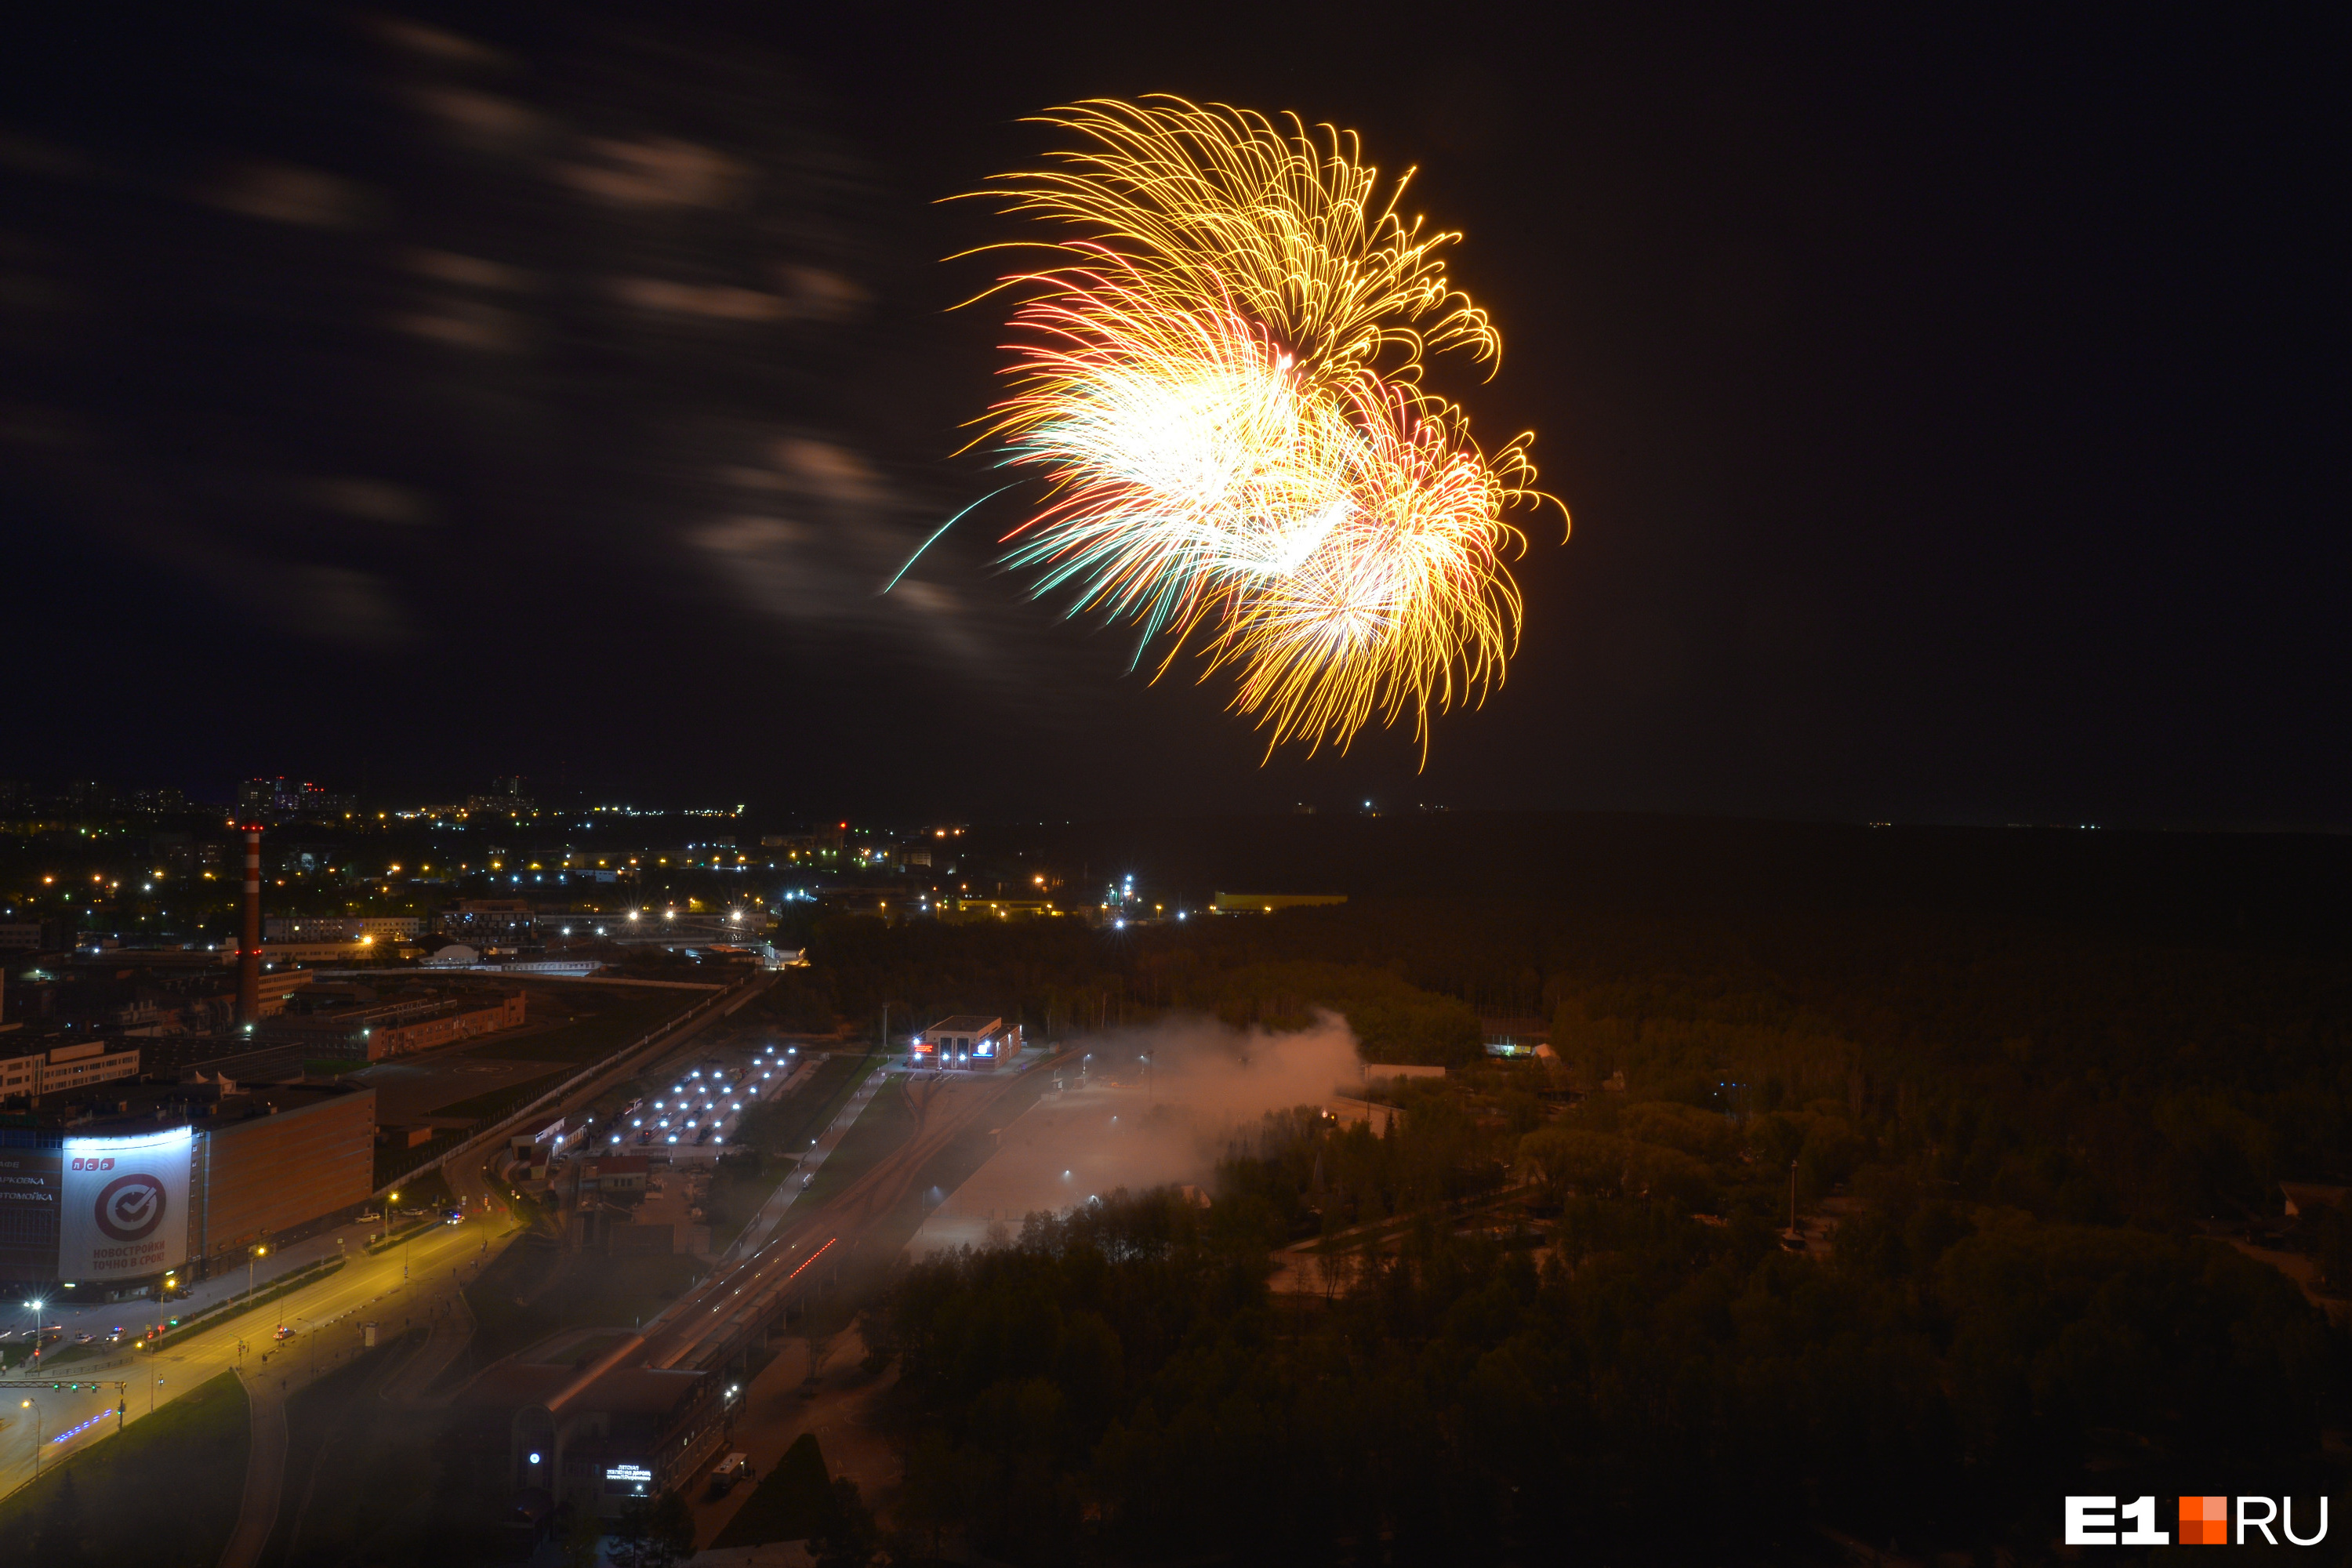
58, 1127, 192, 1281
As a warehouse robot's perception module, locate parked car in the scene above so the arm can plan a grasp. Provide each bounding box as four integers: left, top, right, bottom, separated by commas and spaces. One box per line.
707, 1453, 753, 1497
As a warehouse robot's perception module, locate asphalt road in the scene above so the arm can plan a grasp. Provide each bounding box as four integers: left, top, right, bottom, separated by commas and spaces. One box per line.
0, 1208, 501, 1504
644, 1056, 1065, 1375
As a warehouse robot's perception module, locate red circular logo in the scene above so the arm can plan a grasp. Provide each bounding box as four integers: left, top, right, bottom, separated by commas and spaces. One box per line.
95, 1173, 165, 1242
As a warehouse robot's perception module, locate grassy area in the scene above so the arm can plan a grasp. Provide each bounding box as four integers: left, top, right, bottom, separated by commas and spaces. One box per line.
704, 1150, 792, 1252
0, 1370, 249, 1567
431, 1069, 569, 1123
737, 1052, 874, 1157
712, 1431, 834, 1547
258, 1334, 514, 1567
463, 992, 685, 1064
699, 1053, 881, 1249
798, 1076, 913, 1208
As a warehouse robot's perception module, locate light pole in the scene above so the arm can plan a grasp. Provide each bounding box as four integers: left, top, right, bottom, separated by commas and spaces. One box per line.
384, 1191, 400, 1246
20, 1399, 37, 1480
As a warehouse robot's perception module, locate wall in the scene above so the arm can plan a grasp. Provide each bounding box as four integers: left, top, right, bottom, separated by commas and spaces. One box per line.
189, 1087, 376, 1268
371, 989, 526, 1058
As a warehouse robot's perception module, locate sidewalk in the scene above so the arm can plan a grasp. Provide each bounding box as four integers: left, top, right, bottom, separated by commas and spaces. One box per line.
722, 1062, 887, 1262
25, 1212, 388, 1343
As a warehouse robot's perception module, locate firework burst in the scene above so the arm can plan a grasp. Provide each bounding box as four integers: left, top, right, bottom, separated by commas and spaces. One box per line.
964, 96, 1560, 757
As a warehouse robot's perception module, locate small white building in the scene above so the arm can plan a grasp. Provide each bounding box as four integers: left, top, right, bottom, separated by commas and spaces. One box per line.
914, 1014, 1022, 1069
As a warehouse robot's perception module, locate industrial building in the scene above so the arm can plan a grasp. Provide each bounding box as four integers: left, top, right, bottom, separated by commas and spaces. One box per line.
263, 915, 423, 943
255, 985, 526, 1061
434, 899, 538, 952
0, 1076, 376, 1290
0, 1038, 143, 1102
499, 1363, 726, 1524
185, 1080, 375, 1270
1210, 891, 1348, 913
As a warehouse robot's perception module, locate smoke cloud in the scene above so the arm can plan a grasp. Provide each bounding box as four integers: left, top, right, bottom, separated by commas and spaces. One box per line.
911, 1011, 1365, 1255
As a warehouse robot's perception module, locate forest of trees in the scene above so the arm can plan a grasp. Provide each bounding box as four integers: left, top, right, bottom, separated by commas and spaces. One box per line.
812, 885, 2351, 1562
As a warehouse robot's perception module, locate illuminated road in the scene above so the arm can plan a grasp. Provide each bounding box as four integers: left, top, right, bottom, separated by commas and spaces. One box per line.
609, 1056, 1066, 1381
0, 1210, 508, 1503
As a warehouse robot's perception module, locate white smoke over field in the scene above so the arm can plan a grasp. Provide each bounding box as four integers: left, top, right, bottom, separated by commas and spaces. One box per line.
909, 1012, 1364, 1254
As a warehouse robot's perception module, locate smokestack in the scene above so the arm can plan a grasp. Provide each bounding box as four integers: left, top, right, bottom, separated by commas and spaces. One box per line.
237, 822, 263, 1025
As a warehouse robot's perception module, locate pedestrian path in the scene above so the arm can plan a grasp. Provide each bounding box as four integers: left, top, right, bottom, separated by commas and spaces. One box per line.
723, 1062, 887, 1261
216, 1365, 288, 1568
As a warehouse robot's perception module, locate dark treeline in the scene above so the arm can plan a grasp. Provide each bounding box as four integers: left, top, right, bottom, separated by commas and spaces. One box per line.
786, 888, 2352, 1225
874, 1189, 2335, 1563
822, 851, 2352, 1562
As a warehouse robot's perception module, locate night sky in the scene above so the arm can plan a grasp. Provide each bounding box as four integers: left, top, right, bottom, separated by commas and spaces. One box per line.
2, 5, 2339, 827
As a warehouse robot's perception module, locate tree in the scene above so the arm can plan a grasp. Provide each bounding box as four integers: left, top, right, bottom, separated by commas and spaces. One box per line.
810, 1475, 878, 1568
559, 1501, 605, 1568
608, 1496, 649, 1568
896, 1429, 964, 1558
644, 1490, 697, 1568
608, 1490, 694, 1568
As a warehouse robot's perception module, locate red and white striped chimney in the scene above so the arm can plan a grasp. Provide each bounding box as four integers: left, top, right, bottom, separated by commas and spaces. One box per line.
236, 822, 263, 1024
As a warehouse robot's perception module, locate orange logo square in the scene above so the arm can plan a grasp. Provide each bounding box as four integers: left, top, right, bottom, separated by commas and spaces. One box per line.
2180, 1496, 2229, 1545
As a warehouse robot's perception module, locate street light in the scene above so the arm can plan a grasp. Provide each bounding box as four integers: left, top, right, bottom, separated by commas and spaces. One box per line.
20, 1399, 37, 1480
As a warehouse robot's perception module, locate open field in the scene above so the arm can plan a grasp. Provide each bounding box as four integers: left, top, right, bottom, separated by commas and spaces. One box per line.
460, 989, 683, 1064
257, 1335, 514, 1568
0, 1370, 249, 1568
797, 1076, 913, 1209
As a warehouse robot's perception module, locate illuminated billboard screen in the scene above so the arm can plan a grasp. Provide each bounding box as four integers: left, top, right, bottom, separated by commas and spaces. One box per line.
59, 1127, 192, 1281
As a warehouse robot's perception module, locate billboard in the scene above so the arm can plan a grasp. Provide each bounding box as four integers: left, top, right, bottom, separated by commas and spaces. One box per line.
0, 1143, 61, 1282
59, 1127, 191, 1281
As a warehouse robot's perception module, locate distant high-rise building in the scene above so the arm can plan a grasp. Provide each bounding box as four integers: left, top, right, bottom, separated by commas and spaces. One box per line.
236, 777, 351, 823
469, 777, 536, 816
66, 781, 118, 815
299, 782, 355, 821
238, 777, 299, 819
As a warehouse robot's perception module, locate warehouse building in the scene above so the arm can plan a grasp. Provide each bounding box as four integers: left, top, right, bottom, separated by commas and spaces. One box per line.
0, 1076, 375, 1289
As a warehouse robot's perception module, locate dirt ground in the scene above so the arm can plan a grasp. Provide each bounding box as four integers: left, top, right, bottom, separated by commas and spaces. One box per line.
688, 1324, 902, 1554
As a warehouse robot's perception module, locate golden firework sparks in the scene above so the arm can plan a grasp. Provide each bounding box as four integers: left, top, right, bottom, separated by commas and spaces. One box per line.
964, 96, 1562, 757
